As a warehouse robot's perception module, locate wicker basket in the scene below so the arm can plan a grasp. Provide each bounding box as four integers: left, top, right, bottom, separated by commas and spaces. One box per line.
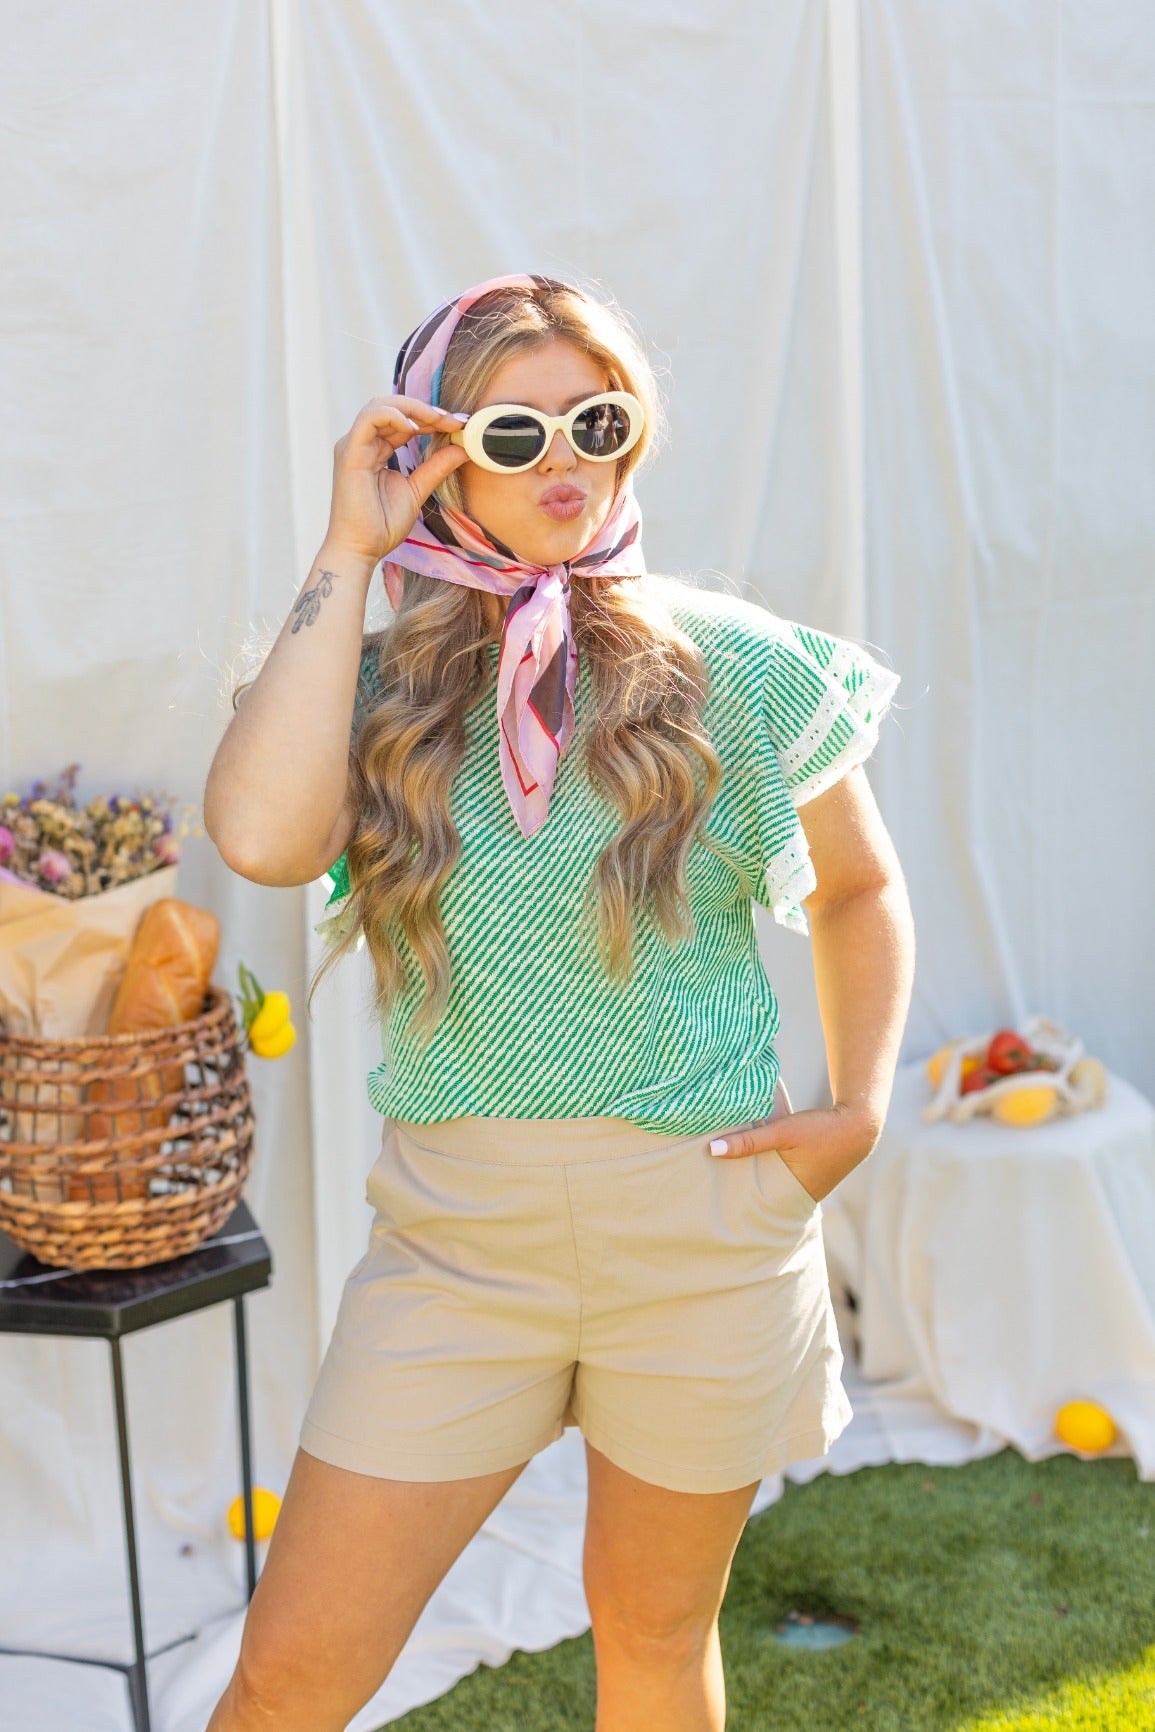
0, 984, 255, 1270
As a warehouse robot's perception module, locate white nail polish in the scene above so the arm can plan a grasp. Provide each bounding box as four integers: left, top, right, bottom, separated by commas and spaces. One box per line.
709, 1139, 728, 1156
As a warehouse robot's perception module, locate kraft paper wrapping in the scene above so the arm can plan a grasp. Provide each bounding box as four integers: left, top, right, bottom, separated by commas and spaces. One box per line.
0, 863, 180, 1198
0, 863, 180, 1039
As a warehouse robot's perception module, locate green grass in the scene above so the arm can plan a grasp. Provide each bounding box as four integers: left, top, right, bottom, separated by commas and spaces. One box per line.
386, 1447, 1155, 1730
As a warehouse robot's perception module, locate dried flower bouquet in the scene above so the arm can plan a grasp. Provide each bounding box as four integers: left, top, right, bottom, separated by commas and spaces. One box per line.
0, 761, 198, 898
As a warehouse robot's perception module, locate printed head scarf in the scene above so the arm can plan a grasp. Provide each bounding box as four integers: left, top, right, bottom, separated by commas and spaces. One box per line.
381, 272, 646, 839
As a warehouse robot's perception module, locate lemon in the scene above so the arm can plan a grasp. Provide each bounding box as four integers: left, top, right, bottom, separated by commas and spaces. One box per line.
227, 1486, 282, 1541
249, 990, 292, 1043
1070, 1056, 1108, 1106
927, 1043, 960, 1089
989, 1085, 1058, 1126
1055, 1400, 1116, 1453
251, 1019, 297, 1059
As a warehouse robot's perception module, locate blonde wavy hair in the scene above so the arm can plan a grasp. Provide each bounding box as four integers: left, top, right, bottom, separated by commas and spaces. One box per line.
301, 279, 729, 1042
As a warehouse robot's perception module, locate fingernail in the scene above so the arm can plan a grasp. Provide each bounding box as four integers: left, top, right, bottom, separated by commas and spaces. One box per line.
709, 1139, 728, 1156
404, 417, 420, 431
450, 411, 470, 422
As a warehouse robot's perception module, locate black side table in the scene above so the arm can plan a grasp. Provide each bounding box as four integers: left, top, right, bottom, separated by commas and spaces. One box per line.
0, 1197, 273, 1732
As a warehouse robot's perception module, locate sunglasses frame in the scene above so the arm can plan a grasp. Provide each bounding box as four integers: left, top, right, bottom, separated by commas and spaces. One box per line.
448, 390, 645, 474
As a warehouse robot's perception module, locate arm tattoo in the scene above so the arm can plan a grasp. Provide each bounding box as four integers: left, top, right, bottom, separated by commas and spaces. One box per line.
291, 568, 337, 632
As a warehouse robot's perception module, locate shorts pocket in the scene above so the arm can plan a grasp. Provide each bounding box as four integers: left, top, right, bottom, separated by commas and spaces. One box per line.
751, 1147, 820, 1217
364, 1160, 395, 1221
750, 1077, 819, 1214
364, 1122, 406, 1219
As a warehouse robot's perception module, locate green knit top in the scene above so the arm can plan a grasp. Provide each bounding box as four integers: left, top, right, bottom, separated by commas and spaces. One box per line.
316, 578, 900, 1135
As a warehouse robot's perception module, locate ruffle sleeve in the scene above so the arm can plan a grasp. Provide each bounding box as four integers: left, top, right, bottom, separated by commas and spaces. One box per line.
759, 620, 900, 935
313, 849, 365, 952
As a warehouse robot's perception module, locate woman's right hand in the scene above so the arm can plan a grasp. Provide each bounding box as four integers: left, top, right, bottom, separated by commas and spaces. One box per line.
324, 396, 471, 564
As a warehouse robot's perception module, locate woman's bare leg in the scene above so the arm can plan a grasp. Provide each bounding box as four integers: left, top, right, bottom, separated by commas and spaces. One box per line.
582, 1441, 760, 1732
206, 1445, 527, 1732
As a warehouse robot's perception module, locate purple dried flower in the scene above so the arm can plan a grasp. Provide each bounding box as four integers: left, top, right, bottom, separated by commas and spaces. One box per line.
0, 825, 12, 865
35, 848, 73, 885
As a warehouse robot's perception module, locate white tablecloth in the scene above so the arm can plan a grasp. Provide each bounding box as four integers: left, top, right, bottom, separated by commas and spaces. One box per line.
820, 1059, 1155, 1479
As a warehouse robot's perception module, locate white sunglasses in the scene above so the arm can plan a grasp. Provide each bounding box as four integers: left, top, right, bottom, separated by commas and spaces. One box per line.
448, 390, 645, 474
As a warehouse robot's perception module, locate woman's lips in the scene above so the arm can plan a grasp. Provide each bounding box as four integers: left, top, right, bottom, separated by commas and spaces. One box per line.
539, 487, 587, 522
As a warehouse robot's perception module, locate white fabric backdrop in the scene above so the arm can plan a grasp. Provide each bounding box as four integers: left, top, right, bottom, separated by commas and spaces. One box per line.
1, 2, 1152, 1727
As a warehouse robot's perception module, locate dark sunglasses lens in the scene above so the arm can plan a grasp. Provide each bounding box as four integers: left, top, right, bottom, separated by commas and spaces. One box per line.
571, 401, 633, 458
480, 414, 547, 468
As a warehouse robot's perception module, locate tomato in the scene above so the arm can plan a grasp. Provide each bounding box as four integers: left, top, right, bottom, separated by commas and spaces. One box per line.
960, 1064, 999, 1094
986, 1028, 1034, 1075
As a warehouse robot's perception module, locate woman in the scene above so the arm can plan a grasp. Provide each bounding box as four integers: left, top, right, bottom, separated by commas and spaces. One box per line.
203, 272, 915, 1732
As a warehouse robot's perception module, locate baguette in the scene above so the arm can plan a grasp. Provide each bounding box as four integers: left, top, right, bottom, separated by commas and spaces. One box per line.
107, 897, 221, 1033
77, 899, 221, 1201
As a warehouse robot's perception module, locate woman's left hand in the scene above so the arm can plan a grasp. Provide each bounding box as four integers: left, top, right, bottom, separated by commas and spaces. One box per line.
705, 1102, 883, 1203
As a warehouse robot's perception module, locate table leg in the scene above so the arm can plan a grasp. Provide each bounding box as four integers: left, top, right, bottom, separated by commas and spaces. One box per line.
234, 1295, 258, 1598
109, 1336, 151, 1732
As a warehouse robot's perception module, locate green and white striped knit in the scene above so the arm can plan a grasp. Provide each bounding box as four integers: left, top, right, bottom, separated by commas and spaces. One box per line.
316, 578, 900, 1136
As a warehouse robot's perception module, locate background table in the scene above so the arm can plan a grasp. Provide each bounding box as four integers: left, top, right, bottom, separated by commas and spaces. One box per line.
820, 1059, 1155, 1479
0, 1198, 272, 1732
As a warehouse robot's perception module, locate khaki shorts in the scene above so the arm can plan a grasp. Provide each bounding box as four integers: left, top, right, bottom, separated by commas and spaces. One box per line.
299, 1081, 853, 1495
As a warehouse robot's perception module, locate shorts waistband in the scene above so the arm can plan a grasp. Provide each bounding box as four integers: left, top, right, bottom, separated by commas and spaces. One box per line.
389, 1114, 696, 1166
389, 1080, 791, 1168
